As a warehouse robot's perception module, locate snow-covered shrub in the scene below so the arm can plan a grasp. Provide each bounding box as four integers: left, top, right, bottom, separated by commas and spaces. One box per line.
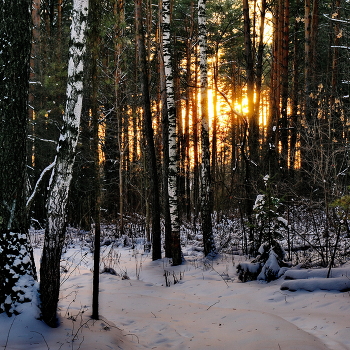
237, 240, 289, 282
237, 262, 262, 282
251, 175, 288, 250
257, 249, 281, 282
238, 174, 290, 282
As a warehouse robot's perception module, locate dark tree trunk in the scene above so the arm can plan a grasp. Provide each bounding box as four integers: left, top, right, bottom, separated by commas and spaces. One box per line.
135, 0, 162, 261
89, 0, 102, 321
0, 0, 37, 316
198, 0, 215, 256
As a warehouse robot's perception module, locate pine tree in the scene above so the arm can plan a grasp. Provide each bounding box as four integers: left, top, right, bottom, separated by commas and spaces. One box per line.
0, 0, 37, 316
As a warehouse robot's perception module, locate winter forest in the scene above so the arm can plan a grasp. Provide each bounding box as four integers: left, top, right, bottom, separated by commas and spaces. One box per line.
1, 0, 350, 349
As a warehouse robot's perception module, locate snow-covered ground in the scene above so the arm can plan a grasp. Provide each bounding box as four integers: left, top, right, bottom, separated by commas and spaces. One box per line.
1, 240, 350, 350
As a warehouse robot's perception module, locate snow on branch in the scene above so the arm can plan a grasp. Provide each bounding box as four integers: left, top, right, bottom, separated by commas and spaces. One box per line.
324, 13, 350, 25
26, 160, 56, 209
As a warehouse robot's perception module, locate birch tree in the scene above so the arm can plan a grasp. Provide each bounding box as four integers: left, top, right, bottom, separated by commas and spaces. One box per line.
162, 0, 182, 265
0, 0, 37, 316
40, 0, 89, 327
198, 0, 215, 256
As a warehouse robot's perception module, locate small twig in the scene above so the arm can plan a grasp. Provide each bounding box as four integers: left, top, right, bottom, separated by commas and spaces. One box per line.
61, 252, 88, 286
30, 331, 50, 350
126, 333, 140, 343
72, 319, 91, 343
76, 335, 85, 350
4, 316, 16, 350
207, 300, 220, 310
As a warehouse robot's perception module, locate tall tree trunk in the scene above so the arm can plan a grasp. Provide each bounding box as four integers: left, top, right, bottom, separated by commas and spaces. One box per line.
304, 0, 312, 123
158, 0, 172, 258
89, 0, 101, 321
198, 0, 215, 256
40, 0, 89, 327
162, 0, 182, 265
265, 0, 281, 176
192, 50, 200, 223
243, 0, 258, 164
254, 0, 266, 117
113, 0, 126, 235
184, 2, 195, 222
212, 55, 218, 218
280, 0, 290, 172
301, 0, 318, 175
0, 0, 37, 316
242, 0, 258, 250
135, 0, 162, 261
289, 0, 302, 172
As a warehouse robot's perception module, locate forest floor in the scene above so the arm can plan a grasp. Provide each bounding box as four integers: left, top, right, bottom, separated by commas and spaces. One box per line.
1, 230, 350, 350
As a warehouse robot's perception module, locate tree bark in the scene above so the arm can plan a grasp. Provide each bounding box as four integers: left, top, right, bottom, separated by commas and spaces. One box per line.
40, 0, 89, 327
158, 0, 172, 258
0, 0, 37, 316
89, 0, 102, 321
162, 0, 182, 265
198, 0, 215, 256
243, 0, 258, 164
280, 0, 290, 172
135, 0, 162, 261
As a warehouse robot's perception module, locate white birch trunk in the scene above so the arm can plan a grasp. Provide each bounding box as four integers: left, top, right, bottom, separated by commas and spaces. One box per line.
162, 0, 182, 265
198, 0, 215, 256
40, 0, 89, 327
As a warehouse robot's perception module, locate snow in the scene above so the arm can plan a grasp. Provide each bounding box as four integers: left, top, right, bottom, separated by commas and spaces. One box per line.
1, 240, 350, 350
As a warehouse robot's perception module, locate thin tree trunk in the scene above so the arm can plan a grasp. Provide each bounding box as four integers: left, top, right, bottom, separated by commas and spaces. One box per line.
40, 0, 89, 327
192, 51, 200, 223
290, 0, 302, 172
243, 0, 258, 164
255, 0, 266, 117
212, 52, 218, 206
89, 0, 101, 321
135, 0, 162, 261
304, 0, 312, 122
280, 0, 290, 172
158, 0, 172, 258
114, 0, 125, 236
198, 0, 215, 256
162, 0, 182, 265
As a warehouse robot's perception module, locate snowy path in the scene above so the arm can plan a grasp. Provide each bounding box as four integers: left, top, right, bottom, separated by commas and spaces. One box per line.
1, 247, 350, 350
59, 248, 350, 350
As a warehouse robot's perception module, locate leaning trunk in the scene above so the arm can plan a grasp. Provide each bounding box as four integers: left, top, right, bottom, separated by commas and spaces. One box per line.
40, 0, 89, 327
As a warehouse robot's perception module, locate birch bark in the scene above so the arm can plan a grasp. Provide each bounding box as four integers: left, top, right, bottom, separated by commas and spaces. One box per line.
198, 0, 215, 256
40, 0, 89, 327
162, 0, 182, 265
